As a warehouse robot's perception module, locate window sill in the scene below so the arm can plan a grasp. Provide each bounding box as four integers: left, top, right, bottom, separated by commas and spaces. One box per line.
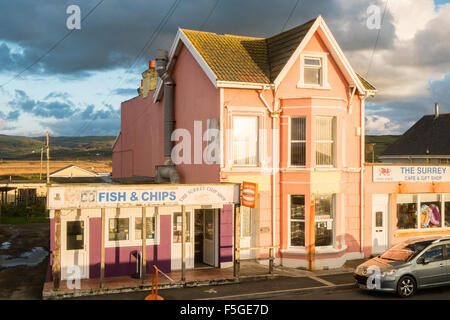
106, 240, 160, 248
296, 82, 331, 90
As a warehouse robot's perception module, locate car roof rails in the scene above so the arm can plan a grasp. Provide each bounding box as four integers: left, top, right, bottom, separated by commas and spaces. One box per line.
432, 237, 450, 243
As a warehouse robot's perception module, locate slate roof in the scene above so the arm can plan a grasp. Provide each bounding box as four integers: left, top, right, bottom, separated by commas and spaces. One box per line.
181, 17, 375, 91
381, 114, 450, 156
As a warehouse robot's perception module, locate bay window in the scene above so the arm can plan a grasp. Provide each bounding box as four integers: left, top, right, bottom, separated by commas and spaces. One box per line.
316, 116, 335, 166
290, 195, 305, 247
233, 116, 258, 166
290, 117, 306, 166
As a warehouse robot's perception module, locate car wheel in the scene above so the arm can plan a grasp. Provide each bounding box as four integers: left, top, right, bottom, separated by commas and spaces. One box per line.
397, 276, 416, 298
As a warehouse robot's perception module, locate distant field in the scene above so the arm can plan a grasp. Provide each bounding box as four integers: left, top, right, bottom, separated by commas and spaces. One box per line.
0, 160, 112, 177
0, 135, 115, 160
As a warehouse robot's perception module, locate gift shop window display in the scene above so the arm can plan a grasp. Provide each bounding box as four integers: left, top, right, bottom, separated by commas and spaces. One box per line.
397, 194, 450, 230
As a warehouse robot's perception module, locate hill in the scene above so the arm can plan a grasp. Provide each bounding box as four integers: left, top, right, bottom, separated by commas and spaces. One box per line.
0, 135, 116, 160
365, 135, 400, 163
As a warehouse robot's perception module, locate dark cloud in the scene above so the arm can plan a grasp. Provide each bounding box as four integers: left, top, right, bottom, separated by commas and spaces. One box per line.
44, 91, 71, 100
6, 110, 20, 121
7, 89, 77, 119
0, 0, 393, 77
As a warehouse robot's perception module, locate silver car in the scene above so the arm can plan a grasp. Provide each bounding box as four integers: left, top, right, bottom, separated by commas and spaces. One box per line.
354, 236, 450, 297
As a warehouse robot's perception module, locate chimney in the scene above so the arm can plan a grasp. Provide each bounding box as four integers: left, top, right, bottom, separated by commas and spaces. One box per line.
140, 60, 158, 98
435, 102, 439, 119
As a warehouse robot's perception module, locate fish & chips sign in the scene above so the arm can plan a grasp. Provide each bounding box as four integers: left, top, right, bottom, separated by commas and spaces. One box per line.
373, 166, 450, 182
47, 185, 240, 209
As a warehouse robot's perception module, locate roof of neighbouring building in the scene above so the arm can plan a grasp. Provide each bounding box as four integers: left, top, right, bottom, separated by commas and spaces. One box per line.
180, 16, 375, 90
381, 113, 450, 156
49, 165, 99, 178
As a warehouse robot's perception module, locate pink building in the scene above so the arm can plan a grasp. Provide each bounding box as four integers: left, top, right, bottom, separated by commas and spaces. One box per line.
113, 16, 450, 270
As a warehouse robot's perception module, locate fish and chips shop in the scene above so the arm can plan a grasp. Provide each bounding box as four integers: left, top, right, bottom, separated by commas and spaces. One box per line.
46, 183, 240, 288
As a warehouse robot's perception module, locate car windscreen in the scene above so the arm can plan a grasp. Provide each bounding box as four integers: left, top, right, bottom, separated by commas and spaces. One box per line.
380, 240, 433, 262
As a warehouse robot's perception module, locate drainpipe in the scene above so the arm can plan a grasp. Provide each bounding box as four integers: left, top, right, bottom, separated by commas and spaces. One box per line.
258, 86, 278, 260
360, 93, 369, 255
155, 49, 180, 183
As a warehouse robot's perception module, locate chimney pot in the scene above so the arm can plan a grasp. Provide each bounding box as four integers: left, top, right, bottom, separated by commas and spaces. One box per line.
149, 60, 156, 69
435, 102, 439, 118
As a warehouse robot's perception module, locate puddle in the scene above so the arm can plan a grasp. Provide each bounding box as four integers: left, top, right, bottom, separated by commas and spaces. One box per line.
0, 247, 48, 268
0, 242, 11, 250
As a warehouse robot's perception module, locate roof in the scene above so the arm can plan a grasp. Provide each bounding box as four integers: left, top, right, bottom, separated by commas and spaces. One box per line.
169, 16, 375, 92
381, 113, 450, 157
49, 165, 99, 178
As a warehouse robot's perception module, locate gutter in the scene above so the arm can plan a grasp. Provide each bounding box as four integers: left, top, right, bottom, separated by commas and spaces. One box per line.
360, 93, 369, 254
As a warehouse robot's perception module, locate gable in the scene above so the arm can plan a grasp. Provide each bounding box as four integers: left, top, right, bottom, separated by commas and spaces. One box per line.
50, 165, 98, 178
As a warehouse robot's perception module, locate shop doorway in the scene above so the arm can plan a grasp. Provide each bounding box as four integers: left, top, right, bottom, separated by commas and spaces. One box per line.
372, 194, 389, 255
61, 216, 89, 280
194, 209, 219, 268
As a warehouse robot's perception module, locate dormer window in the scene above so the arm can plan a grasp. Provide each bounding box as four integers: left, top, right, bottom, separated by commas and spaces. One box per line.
298, 52, 330, 89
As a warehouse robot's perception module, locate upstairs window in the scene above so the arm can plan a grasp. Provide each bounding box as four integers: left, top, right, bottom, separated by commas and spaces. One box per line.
304, 58, 322, 85
316, 116, 335, 166
290, 117, 306, 166
233, 116, 258, 166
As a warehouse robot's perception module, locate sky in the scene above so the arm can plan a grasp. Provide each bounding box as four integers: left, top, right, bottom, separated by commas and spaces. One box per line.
0, 0, 450, 137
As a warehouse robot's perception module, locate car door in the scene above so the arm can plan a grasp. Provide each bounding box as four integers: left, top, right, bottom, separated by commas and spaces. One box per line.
415, 245, 447, 287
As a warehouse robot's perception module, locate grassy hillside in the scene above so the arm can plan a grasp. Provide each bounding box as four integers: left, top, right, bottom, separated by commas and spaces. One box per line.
365, 135, 400, 163
0, 135, 115, 160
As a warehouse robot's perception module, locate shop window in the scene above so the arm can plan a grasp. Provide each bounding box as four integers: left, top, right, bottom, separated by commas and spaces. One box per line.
173, 212, 191, 243
446, 195, 450, 228
290, 117, 306, 166
108, 218, 129, 241
290, 195, 305, 247
397, 194, 418, 230
316, 117, 335, 166
67, 221, 84, 250
315, 194, 334, 247
419, 194, 441, 228
135, 217, 156, 240
397, 194, 448, 230
233, 116, 258, 166
241, 206, 252, 238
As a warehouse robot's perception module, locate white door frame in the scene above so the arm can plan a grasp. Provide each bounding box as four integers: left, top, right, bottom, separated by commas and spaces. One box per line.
372, 194, 389, 255
202, 209, 219, 267
240, 206, 255, 260
61, 215, 89, 280
171, 210, 194, 270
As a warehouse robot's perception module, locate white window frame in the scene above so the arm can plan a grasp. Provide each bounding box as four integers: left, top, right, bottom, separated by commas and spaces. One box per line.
288, 194, 306, 248
289, 116, 307, 167
397, 193, 449, 232
314, 194, 336, 249
232, 115, 260, 167
297, 52, 330, 89
315, 116, 335, 167
105, 208, 160, 247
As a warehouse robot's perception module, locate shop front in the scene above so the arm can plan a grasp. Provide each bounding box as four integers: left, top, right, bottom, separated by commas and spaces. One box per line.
364, 165, 450, 257
46, 184, 240, 289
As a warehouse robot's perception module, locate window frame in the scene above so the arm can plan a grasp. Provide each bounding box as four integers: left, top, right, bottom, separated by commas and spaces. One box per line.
314, 194, 336, 248
297, 52, 330, 89
289, 116, 307, 167
315, 116, 336, 167
231, 115, 260, 167
397, 193, 450, 232
289, 194, 306, 248
105, 209, 160, 247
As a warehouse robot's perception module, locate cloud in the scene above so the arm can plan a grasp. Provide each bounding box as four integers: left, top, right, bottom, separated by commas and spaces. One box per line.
6, 110, 19, 121
7, 89, 77, 119
365, 115, 402, 135
113, 88, 138, 96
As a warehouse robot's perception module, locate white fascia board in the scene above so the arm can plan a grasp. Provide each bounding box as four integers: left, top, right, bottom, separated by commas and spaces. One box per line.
273, 16, 369, 95
153, 29, 218, 103
216, 81, 274, 89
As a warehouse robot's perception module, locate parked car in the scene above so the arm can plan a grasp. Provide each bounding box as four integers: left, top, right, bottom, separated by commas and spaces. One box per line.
354, 236, 450, 297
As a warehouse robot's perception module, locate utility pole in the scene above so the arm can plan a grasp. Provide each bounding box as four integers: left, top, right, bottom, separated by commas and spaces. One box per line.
46, 131, 50, 184
40, 146, 43, 180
